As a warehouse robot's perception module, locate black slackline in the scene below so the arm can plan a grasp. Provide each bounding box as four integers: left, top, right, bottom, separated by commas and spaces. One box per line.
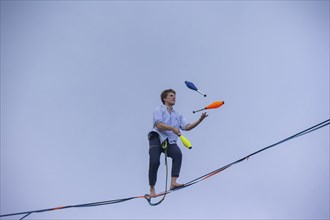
1, 119, 329, 220
182, 119, 330, 189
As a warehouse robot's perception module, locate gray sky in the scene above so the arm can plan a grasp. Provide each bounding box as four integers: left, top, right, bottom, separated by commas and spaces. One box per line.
1, 1, 329, 219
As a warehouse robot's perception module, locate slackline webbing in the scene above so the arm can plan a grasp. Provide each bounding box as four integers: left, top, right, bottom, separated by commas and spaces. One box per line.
1, 119, 329, 220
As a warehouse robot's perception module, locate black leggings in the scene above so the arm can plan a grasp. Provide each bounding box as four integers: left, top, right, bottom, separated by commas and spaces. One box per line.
148, 132, 182, 186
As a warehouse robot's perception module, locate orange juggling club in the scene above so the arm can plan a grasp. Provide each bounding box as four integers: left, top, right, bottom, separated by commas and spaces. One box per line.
193, 101, 224, 113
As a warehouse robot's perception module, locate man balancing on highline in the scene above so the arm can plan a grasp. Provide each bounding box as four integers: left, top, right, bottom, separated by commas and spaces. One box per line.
148, 89, 208, 197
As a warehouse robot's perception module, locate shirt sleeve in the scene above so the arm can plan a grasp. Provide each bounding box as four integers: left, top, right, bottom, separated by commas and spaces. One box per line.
153, 107, 163, 127
179, 114, 189, 130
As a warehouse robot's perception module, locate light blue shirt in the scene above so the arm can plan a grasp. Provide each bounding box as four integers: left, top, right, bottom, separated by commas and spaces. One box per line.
152, 105, 189, 144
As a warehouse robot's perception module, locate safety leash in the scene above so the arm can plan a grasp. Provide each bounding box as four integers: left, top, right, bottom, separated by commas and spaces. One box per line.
144, 139, 169, 206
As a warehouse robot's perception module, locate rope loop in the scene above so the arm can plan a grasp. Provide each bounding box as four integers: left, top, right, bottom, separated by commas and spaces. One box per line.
144, 194, 151, 203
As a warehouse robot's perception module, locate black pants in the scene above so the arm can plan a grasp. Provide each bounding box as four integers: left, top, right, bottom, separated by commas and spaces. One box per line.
148, 132, 182, 186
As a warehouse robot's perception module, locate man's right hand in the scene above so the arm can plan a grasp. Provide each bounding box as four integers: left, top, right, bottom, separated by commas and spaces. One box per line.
172, 127, 181, 136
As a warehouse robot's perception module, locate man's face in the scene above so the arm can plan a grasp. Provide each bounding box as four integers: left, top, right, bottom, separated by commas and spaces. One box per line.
164, 92, 176, 106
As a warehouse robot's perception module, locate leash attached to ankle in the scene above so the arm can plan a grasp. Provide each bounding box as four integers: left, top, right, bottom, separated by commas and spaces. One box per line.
145, 139, 169, 206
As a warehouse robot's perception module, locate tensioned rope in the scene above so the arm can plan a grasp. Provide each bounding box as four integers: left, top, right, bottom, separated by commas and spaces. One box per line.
1, 119, 329, 220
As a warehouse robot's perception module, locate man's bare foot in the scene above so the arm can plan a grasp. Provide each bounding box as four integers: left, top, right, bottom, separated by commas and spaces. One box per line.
170, 182, 184, 190
170, 177, 184, 190
150, 186, 156, 197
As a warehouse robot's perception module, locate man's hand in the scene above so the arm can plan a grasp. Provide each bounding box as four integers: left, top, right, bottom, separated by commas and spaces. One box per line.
172, 127, 181, 136
185, 112, 208, 131
199, 112, 208, 122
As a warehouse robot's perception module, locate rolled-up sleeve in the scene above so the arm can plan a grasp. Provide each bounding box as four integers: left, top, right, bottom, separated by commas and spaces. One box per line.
179, 114, 189, 130
153, 107, 163, 127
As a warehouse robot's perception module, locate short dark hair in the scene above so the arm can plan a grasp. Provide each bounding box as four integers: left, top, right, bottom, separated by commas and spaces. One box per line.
160, 89, 176, 104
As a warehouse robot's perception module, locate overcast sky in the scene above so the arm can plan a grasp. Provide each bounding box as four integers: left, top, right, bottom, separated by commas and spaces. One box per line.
1, 1, 329, 219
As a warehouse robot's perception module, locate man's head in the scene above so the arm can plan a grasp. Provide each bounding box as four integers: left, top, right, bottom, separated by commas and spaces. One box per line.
161, 89, 176, 106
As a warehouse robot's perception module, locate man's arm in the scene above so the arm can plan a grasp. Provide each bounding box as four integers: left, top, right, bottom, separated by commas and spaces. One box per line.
185, 112, 208, 131
156, 122, 181, 136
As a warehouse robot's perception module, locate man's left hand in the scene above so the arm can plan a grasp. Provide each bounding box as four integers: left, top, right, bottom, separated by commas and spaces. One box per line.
200, 112, 208, 121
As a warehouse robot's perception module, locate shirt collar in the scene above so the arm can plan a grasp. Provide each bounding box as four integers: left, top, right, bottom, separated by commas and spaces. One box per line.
162, 104, 175, 113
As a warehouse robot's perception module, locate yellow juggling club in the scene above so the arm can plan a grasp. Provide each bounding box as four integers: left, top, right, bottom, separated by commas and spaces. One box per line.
179, 135, 192, 149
